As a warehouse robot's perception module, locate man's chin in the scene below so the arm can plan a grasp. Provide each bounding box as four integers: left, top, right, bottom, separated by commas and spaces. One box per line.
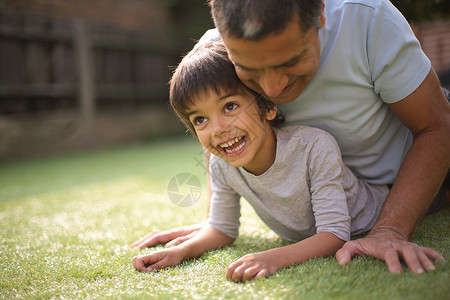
267, 92, 300, 104
266, 83, 303, 104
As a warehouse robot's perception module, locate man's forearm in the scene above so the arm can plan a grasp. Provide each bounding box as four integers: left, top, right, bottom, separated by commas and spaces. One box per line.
372, 127, 450, 240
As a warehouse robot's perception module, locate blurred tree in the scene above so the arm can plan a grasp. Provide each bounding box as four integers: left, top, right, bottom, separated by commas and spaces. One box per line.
391, 0, 450, 22
165, 0, 214, 54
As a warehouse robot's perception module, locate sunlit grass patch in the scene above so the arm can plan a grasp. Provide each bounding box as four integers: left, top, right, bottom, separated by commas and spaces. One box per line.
0, 137, 449, 299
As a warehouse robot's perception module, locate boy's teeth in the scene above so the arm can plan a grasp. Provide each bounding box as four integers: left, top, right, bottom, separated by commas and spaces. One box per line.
219, 136, 246, 154
220, 137, 241, 148
224, 140, 245, 153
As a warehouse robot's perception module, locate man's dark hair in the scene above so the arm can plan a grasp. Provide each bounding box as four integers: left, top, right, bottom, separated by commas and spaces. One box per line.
208, 0, 323, 40
169, 40, 284, 135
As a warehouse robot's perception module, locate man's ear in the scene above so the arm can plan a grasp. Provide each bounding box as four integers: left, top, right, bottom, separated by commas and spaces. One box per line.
320, 0, 326, 29
266, 105, 278, 121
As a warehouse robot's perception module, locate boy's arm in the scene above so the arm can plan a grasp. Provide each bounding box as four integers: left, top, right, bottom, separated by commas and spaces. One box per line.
183, 225, 234, 259
133, 225, 234, 272
226, 232, 344, 282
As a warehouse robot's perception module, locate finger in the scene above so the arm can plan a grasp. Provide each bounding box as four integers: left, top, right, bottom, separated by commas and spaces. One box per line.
134, 252, 166, 272
146, 260, 164, 272
336, 241, 362, 265
336, 247, 352, 265
230, 265, 246, 282
133, 255, 151, 272
400, 246, 425, 274
383, 249, 403, 273
253, 269, 268, 281
422, 247, 445, 261
130, 232, 160, 248
132, 238, 154, 249
132, 256, 139, 269
226, 260, 242, 281
133, 231, 184, 249
165, 232, 197, 248
241, 266, 260, 282
132, 232, 169, 249
227, 260, 247, 282
417, 249, 436, 271
165, 236, 185, 248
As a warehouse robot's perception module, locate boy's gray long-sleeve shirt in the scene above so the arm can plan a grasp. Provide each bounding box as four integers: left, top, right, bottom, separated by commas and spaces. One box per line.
208, 125, 389, 242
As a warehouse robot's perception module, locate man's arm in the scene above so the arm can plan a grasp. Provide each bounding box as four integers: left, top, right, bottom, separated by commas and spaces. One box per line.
337, 68, 449, 273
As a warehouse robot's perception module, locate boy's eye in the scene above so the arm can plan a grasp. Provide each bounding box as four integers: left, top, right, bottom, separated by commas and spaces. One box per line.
224, 103, 238, 113
193, 116, 206, 126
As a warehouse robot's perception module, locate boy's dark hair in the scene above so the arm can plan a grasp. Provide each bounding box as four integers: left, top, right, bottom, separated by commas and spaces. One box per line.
208, 0, 323, 40
169, 40, 284, 135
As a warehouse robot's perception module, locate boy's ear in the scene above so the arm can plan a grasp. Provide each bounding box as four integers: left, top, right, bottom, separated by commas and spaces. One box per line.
266, 105, 277, 121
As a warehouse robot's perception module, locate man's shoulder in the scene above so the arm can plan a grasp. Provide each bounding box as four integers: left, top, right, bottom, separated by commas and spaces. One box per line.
339, 0, 382, 10
325, 0, 383, 16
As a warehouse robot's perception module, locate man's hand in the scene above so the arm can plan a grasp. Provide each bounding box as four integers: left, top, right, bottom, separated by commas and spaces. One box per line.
336, 230, 445, 273
226, 251, 281, 282
130, 223, 204, 249
132, 247, 186, 272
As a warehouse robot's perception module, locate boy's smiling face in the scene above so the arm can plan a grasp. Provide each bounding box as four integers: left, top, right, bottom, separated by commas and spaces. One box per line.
187, 88, 277, 175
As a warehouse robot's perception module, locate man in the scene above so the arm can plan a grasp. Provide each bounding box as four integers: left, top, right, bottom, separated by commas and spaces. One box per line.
133, 0, 449, 273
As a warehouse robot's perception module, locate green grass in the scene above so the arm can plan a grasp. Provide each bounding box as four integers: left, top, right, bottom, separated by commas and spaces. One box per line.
0, 137, 449, 299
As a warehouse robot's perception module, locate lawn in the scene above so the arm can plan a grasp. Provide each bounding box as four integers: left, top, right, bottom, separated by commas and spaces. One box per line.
0, 137, 449, 299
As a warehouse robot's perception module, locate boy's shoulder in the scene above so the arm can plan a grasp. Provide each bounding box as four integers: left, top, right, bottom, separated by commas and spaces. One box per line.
276, 124, 338, 145
276, 124, 341, 158
209, 152, 238, 175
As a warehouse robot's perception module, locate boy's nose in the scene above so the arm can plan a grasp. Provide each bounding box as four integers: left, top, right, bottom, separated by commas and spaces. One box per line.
258, 70, 289, 98
212, 117, 231, 137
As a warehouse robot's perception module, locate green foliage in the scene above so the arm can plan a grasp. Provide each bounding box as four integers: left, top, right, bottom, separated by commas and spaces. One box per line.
0, 138, 449, 299
391, 0, 450, 21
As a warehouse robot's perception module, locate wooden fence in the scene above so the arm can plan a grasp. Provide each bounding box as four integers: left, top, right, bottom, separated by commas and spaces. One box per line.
0, 12, 448, 158
0, 12, 181, 152
414, 21, 450, 76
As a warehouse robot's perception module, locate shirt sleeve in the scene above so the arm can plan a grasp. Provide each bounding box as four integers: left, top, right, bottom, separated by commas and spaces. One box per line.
307, 132, 352, 241
208, 155, 241, 239
368, 0, 431, 103
193, 28, 221, 49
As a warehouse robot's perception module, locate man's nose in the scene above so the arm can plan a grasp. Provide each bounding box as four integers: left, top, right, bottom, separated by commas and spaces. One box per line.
258, 69, 289, 98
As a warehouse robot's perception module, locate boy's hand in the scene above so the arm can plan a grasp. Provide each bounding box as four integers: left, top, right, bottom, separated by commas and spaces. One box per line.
132, 247, 185, 272
130, 223, 204, 249
226, 251, 281, 282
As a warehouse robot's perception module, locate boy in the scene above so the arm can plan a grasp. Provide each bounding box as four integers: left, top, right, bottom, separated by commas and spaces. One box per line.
132, 41, 388, 282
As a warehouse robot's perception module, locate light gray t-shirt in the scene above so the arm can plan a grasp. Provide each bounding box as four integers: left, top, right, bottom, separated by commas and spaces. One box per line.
208, 125, 389, 242
197, 0, 431, 185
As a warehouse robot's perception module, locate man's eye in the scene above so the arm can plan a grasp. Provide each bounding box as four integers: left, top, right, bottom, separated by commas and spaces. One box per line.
284, 62, 297, 68
224, 103, 238, 113
236, 67, 256, 77
193, 116, 206, 126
